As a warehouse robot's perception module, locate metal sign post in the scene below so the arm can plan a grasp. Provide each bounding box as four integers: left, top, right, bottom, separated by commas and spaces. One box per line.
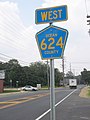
50, 59, 55, 120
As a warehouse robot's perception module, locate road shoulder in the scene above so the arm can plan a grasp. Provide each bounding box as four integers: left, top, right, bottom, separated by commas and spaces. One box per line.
79, 86, 90, 98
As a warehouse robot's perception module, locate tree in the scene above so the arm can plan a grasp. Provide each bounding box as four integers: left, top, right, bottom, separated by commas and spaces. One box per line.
66, 71, 74, 79
4, 59, 25, 87
0, 59, 63, 87
29, 62, 47, 86
55, 68, 63, 86
0, 62, 5, 70
81, 68, 90, 85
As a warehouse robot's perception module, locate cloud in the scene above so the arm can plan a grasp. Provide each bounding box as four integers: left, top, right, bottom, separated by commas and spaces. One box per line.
0, 1, 40, 65
0, 1, 90, 74
41, 0, 90, 74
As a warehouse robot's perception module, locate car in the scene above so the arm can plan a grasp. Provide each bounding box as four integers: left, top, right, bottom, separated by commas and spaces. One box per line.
21, 85, 38, 91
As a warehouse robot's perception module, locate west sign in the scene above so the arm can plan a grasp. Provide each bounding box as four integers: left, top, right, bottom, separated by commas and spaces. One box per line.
35, 5, 68, 24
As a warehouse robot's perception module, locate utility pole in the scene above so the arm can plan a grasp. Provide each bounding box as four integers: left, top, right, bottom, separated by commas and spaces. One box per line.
85, 0, 90, 36
62, 55, 65, 86
46, 60, 49, 89
70, 63, 72, 72
88, 29, 90, 36
87, 15, 90, 25
45, 60, 49, 89
87, 15, 90, 36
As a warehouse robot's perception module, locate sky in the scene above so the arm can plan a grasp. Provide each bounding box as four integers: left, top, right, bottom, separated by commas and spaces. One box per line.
0, 0, 90, 75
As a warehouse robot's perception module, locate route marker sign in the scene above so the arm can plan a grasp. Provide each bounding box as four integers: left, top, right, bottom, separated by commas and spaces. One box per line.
36, 25, 68, 59
35, 5, 68, 24
35, 5, 69, 120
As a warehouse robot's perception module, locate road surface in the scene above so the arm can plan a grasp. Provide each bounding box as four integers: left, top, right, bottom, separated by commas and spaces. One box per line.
0, 85, 90, 120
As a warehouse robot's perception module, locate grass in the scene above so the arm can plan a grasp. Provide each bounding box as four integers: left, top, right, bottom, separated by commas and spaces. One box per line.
0, 89, 20, 94
4, 90, 20, 93
87, 87, 90, 97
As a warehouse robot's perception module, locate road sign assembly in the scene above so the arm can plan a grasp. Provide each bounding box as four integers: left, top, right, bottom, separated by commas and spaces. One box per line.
35, 5, 68, 120
36, 25, 68, 60
35, 5, 68, 24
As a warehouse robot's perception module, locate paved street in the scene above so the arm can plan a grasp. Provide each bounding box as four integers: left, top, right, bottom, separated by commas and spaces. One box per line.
55, 87, 90, 120
0, 86, 90, 120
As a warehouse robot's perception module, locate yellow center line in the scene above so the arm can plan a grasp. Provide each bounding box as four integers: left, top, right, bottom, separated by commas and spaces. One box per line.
0, 93, 50, 110
0, 91, 60, 110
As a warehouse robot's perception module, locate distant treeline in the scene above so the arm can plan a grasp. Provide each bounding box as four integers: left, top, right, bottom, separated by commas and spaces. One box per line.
0, 59, 89, 87
0, 59, 63, 87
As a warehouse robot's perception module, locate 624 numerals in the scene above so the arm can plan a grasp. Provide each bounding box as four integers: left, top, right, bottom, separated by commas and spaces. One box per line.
40, 37, 63, 50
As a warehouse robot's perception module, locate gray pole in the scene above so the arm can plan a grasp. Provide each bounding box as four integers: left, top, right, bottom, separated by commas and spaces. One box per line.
50, 59, 55, 120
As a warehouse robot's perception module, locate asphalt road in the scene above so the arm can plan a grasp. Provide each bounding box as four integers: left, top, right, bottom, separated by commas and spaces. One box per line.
0, 85, 90, 120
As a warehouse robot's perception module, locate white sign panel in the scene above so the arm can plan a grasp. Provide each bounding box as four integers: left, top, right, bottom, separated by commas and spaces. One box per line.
0, 70, 5, 79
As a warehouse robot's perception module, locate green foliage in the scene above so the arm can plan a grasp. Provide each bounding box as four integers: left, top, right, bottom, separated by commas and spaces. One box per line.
66, 71, 74, 79
81, 68, 90, 85
0, 59, 62, 87
55, 68, 63, 86
3, 89, 20, 93
88, 89, 90, 96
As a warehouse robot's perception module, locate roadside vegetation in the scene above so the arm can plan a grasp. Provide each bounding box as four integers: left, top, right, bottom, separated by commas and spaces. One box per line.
0, 59, 90, 88
3, 89, 20, 93
0, 59, 63, 88
87, 87, 90, 97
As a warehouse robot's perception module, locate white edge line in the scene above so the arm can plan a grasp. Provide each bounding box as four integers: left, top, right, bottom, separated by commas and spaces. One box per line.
35, 89, 77, 120
55, 89, 77, 107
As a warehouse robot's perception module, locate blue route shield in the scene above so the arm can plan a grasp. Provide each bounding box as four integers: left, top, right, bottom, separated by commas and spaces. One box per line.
36, 25, 68, 59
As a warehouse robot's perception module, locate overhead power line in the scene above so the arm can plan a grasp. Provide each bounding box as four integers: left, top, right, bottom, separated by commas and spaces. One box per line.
0, 11, 29, 50
0, 8, 36, 61
0, 52, 30, 65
